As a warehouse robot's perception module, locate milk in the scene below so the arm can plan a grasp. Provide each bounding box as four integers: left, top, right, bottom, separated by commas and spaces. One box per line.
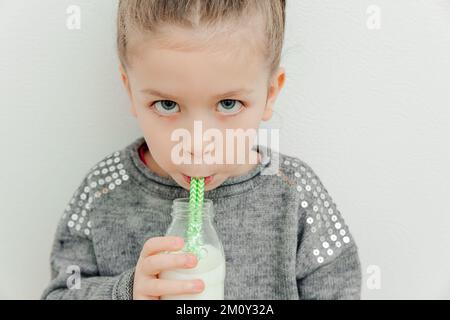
159, 244, 226, 300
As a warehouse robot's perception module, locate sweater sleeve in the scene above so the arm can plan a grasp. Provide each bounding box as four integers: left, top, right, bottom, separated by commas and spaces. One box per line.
295, 162, 362, 299
41, 173, 135, 300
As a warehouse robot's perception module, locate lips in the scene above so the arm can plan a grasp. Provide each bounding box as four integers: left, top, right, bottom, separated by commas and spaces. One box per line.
182, 174, 214, 186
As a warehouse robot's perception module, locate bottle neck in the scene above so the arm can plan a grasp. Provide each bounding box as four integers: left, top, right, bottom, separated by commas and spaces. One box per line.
171, 198, 214, 218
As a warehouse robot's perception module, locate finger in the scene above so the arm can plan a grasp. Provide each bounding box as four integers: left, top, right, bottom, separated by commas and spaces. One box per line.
143, 253, 197, 275
148, 278, 204, 297
140, 236, 184, 258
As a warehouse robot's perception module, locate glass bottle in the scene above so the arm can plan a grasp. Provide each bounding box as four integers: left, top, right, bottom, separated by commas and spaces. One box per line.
159, 198, 226, 300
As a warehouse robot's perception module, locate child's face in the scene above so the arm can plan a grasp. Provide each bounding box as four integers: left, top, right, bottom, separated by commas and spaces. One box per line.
120, 24, 285, 191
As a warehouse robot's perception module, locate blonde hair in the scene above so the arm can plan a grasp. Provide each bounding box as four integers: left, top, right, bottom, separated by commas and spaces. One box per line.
117, 0, 286, 77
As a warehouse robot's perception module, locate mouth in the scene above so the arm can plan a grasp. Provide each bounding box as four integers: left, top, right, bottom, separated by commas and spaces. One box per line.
182, 174, 215, 186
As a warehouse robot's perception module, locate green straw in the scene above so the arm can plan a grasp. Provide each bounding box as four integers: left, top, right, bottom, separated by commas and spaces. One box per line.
185, 177, 205, 259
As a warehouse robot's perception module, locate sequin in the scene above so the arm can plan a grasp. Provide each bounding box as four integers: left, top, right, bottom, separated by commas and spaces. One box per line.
317, 257, 324, 263
306, 185, 311, 191
343, 236, 350, 243
307, 217, 314, 224
301, 178, 306, 185
109, 166, 115, 172
313, 249, 320, 256
99, 179, 105, 185
335, 222, 341, 229
119, 169, 126, 175
84, 186, 90, 193
75, 224, 81, 231
336, 241, 342, 248
301, 201, 308, 208
105, 176, 112, 183
327, 249, 333, 256
106, 159, 113, 165
71, 214, 78, 221
330, 234, 337, 241
84, 229, 90, 236
292, 162, 299, 167
328, 208, 334, 215
340, 229, 346, 236
114, 151, 120, 157
122, 175, 129, 181
296, 185, 302, 192
323, 242, 330, 249
311, 227, 316, 233
284, 160, 290, 165
79, 217, 84, 224
102, 168, 108, 175
90, 182, 97, 188
312, 178, 317, 185
295, 172, 301, 178
324, 201, 329, 208
114, 157, 120, 163
115, 179, 122, 185
68, 221, 75, 228
112, 173, 119, 179
300, 166, 306, 172
108, 183, 115, 190
331, 215, 338, 222
87, 221, 92, 228
117, 164, 124, 170
80, 193, 87, 200
313, 205, 318, 212
99, 161, 106, 167
320, 193, 326, 200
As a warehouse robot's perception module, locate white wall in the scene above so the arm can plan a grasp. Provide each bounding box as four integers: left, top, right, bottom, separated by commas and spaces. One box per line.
0, 0, 449, 299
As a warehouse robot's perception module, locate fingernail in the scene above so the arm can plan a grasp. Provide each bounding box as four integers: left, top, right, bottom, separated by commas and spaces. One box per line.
188, 255, 196, 264
192, 280, 203, 291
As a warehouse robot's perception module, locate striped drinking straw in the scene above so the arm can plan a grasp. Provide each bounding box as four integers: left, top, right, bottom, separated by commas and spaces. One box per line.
185, 177, 205, 259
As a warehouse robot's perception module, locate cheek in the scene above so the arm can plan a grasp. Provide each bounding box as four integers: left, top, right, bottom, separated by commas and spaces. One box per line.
145, 135, 176, 167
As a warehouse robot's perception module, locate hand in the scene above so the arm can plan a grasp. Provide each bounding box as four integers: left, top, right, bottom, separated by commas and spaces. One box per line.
133, 236, 205, 300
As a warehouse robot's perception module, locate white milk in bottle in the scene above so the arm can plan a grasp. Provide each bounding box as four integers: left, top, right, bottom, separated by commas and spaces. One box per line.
159, 244, 226, 300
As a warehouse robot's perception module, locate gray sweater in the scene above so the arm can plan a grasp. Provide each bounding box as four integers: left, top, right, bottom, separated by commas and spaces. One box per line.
41, 136, 361, 300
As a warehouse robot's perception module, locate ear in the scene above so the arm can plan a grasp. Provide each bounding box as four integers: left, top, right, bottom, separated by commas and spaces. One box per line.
262, 67, 286, 121
119, 64, 137, 118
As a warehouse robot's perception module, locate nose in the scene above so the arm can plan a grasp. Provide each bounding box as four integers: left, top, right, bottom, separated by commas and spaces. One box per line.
185, 120, 215, 163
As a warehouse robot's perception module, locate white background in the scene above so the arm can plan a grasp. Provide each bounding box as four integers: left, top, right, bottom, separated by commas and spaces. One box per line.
0, 0, 449, 299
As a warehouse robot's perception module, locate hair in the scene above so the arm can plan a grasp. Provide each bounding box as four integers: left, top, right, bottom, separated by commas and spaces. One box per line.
117, 0, 286, 77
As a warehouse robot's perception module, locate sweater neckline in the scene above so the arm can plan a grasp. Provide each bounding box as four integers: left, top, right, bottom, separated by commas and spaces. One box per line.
124, 136, 274, 200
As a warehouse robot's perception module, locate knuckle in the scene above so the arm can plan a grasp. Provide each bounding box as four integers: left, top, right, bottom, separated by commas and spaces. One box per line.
150, 279, 162, 294
143, 238, 154, 252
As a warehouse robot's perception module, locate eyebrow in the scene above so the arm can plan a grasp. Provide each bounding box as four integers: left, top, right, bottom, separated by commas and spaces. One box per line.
140, 88, 253, 100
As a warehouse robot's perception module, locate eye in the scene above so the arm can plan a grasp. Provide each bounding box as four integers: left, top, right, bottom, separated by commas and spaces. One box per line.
152, 100, 180, 115
217, 99, 244, 115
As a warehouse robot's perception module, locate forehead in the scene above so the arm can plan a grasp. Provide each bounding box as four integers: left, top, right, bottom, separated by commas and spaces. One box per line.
126, 23, 268, 91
